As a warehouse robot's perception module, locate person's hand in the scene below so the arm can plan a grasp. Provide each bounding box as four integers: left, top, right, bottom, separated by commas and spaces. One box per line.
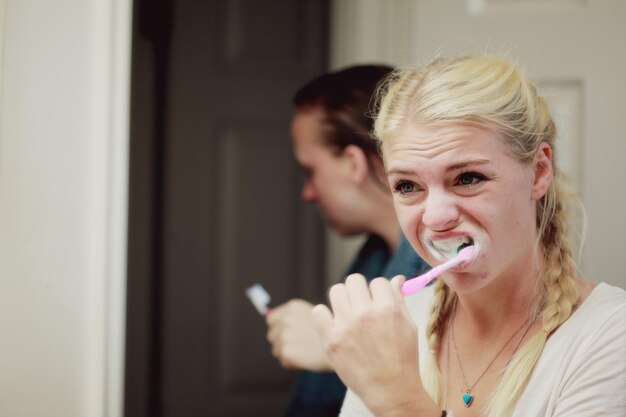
311, 274, 438, 417
266, 299, 332, 371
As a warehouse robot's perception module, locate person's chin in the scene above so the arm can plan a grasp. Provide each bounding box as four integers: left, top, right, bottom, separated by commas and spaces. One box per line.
329, 222, 361, 237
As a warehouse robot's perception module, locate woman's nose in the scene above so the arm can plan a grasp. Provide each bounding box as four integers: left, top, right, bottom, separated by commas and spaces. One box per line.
301, 180, 316, 202
421, 189, 459, 231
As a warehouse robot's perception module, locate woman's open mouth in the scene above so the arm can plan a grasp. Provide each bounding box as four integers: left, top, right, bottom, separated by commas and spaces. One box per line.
426, 236, 475, 262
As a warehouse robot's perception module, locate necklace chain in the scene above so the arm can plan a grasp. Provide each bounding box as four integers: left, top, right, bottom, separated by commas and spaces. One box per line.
450, 299, 534, 405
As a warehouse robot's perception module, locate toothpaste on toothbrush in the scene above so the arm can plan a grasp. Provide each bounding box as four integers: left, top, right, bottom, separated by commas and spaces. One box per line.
401, 245, 475, 296
246, 283, 271, 316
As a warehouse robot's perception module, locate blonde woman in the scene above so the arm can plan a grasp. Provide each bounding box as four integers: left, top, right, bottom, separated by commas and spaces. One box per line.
311, 55, 626, 417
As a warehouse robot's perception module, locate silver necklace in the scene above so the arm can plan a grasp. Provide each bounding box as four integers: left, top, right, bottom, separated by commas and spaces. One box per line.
450, 301, 533, 408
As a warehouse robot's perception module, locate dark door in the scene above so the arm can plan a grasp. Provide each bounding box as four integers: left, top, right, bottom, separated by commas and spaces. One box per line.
125, 1, 330, 416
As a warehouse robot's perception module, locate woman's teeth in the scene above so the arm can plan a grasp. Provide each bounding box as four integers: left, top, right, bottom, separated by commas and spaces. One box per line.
430, 237, 473, 260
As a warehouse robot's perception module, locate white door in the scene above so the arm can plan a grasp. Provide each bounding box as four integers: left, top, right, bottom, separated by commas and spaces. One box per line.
331, 0, 626, 289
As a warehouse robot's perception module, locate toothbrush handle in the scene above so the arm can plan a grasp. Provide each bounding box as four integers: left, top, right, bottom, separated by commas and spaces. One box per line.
401, 270, 437, 296
401, 257, 461, 296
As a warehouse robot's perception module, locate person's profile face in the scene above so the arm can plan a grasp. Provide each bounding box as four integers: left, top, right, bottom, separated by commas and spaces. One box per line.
290, 109, 361, 235
383, 123, 540, 292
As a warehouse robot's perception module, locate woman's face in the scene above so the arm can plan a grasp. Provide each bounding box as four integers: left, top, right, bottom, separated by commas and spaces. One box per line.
383, 124, 546, 292
291, 109, 363, 235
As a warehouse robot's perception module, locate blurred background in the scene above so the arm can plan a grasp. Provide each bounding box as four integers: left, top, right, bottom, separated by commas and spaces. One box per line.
0, 0, 624, 416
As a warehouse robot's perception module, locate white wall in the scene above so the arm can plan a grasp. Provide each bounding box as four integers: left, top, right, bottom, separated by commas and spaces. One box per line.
0, 0, 131, 416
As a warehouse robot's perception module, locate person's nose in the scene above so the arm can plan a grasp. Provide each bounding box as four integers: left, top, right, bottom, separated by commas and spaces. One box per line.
301, 180, 316, 202
421, 188, 460, 231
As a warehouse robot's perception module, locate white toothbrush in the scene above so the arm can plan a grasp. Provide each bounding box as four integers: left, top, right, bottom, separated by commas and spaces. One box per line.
246, 283, 271, 316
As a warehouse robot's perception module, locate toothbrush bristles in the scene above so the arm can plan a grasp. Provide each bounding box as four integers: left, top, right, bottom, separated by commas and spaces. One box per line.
457, 241, 473, 253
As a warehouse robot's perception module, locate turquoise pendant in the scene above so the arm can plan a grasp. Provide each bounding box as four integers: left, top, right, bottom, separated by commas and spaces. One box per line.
462, 391, 474, 407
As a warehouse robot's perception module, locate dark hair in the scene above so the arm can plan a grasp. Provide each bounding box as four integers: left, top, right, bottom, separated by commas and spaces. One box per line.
293, 65, 394, 159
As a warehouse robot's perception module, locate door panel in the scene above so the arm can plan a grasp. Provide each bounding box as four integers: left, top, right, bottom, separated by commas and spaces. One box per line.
126, 1, 330, 416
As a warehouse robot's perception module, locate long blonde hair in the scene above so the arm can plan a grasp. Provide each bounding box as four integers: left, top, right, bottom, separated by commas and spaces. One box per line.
374, 55, 580, 417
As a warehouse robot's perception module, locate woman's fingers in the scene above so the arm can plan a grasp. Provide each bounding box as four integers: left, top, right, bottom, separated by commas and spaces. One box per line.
369, 276, 397, 306
311, 303, 333, 341
314, 274, 407, 347
345, 274, 372, 315
328, 277, 353, 320
390, 275, 407, 303
322, 274, 404, 321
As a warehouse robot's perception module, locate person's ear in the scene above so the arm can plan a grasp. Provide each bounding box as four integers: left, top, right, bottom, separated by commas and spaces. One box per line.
531, 142, 554, 200
342, 145, 369, 183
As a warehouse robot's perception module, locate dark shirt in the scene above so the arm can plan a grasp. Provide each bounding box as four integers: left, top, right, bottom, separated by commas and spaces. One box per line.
284, 233, 429, 417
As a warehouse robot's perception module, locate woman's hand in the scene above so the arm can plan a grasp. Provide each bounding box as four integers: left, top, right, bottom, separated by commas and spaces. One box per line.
312, 274, 438, 417
266, 299, 332, 371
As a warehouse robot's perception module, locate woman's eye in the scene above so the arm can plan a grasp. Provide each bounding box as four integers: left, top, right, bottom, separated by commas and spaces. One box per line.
457, 171, 486, 186
393, 181, 416, 194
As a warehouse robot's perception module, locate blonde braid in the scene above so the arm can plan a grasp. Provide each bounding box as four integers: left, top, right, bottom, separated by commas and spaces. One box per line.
421, 279, 454, 406
539, 178, 580, 332
486, 178, 580, 417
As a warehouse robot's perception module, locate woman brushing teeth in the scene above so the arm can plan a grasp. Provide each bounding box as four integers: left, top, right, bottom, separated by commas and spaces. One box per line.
311, 55, 626, 417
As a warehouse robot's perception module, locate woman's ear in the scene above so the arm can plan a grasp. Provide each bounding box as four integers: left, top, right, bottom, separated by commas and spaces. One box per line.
531, 142, 554, 200
342, 145, 369, 183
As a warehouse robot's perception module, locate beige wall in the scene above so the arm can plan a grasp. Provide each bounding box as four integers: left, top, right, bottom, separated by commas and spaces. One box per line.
0, 0, 131, 416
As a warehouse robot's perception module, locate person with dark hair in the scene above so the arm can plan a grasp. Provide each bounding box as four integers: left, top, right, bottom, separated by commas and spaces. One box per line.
265, 65, 429, 417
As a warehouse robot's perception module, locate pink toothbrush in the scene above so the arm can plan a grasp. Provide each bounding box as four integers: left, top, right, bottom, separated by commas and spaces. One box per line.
401, 245, 475, 296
